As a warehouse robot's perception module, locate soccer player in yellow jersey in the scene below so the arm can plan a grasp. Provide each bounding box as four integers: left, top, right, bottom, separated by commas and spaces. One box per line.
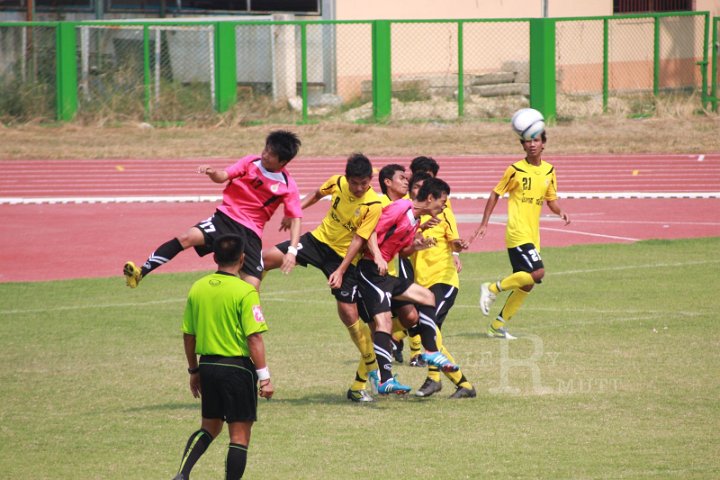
471, 131, 570, 339
263, 154, 382, 402
408, 173, 475, 398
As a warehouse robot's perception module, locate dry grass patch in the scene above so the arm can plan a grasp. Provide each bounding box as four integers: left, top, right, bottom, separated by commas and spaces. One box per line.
0, 113, 718, 160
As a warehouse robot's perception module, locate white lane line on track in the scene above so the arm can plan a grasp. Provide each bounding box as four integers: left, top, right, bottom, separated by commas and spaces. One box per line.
540, 226, 639, 242
3, 191, 720, 204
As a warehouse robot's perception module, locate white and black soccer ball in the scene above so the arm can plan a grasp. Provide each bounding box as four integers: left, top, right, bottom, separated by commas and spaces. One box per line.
511, 108, 545, 140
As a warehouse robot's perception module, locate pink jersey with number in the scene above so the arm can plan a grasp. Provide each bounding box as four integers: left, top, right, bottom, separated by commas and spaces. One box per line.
216, 155, 302, 238
364, 198, 418, 262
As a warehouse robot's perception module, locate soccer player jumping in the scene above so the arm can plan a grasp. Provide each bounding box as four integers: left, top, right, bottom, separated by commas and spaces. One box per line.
470, 130, 570, 339
123, 130, 302, 291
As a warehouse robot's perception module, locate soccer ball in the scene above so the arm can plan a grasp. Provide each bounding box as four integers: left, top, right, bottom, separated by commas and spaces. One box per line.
511, 108, 545, 140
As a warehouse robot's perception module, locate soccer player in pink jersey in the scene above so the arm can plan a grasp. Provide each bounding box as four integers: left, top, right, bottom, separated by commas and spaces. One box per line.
123, 130, 302, 291
356, 177, 469, 395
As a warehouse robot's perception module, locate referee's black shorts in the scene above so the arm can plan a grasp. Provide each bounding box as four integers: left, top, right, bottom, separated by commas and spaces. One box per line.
199, 355, 258, 423
276, 232, 359, 303
192, 210, 264, 280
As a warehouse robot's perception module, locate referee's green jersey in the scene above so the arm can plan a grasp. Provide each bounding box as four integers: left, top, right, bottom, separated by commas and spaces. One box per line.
182, 272, 268, 357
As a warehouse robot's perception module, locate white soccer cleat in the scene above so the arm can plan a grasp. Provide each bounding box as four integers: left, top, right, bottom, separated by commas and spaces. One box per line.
479, 282, 496, 316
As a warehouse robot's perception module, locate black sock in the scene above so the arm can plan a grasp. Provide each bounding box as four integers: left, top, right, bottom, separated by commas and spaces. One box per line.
416, 305, 439, 352
226, 443, 248, 480
373, 331, 394, 383
177, 428, 213, 478
141, 238, 184, 276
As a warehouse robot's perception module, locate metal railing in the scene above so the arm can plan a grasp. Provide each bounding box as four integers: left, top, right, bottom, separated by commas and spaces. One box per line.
0, 13, 714, 124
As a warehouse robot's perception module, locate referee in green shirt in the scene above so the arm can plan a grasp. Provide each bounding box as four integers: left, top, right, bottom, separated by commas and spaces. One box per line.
173, 234, 274, 480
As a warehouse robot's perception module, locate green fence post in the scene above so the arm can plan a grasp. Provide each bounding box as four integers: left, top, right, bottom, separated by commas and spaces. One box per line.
713, 18, 719, 112
699, 12, 709, 110
215, 22, 237, 113
372, 20, 392, 122
142, 25, 151, 121
457, 20, 464, 118
300, 22, 309, 123
55, 22, 78, 122
603, 18, 609, 113
653, 14, 660, 98
529, 18, 556, 122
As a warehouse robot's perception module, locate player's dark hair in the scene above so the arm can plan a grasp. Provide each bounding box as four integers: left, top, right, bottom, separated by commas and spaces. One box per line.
345, 153, 373, 179
378, 164, 405, 195
213, 234, 245, 267
266, 130, 301, 163
520, 130, 547, 144
410, 156, 439, 176
416, 177, 450, 202
408, 171, 432, 195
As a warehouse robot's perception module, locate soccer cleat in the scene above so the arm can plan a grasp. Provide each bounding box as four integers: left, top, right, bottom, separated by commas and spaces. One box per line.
487, 325, 517, 340
422, 351, 459, 373
415, 378, 442, 398
408, 354, 427, 367
377, 376, 412, 395
391, 339, 404, 363
123, 261, 143, 288
367, 369, 380, 395
346, 389, 374, 403
449, 386, 477, 399
479, 282, 496, 315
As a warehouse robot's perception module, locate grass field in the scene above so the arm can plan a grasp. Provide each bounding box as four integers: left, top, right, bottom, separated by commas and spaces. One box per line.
1, 238, 719, 479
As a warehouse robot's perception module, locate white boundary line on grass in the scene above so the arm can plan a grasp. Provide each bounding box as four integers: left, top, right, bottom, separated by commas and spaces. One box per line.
2, 191, 720, 205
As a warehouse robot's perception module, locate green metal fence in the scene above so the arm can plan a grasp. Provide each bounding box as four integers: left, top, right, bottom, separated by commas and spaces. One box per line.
0, 13, 714, 124
713, 16, 719, 111
555, 12, 711, 118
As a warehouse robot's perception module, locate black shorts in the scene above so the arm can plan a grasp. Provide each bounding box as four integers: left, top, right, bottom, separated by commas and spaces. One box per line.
429, 283, 458, 328
276, 232, 358, 303
193, 210, 264, 280
508, 243, 544, 274
397, 257, 415, 283
356, 258, 414, 322
198, 355, 258, 423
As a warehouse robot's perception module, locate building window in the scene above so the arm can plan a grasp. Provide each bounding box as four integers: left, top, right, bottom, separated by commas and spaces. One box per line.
614, 0, 693, 13
0, 0, 93, 9
104, 0, 320, 14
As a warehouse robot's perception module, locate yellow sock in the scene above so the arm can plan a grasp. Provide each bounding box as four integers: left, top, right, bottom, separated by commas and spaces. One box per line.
489, 271, 534, 294
500, 288, 530, 322
409, 334, 422, 357
391, 317, 406, 342
347, 320, 378, 372
427, 330, 450, 382
351, 360, 367, 391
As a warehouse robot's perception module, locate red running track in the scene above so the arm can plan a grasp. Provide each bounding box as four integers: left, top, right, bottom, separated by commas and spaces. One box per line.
2, 153, 719, 199
1, 155, 719, 283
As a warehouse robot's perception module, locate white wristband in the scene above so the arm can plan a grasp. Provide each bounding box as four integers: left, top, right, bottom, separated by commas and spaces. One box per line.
452, 252, 460, 256
287, 246, 298, 256
256, 367, 270, 381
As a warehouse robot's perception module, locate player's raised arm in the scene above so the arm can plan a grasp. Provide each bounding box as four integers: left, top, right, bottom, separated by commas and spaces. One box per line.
197, 165, 229, 184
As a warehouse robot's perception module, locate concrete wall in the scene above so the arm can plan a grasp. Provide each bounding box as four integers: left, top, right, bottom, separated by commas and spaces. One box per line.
335, 0, 611, 20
